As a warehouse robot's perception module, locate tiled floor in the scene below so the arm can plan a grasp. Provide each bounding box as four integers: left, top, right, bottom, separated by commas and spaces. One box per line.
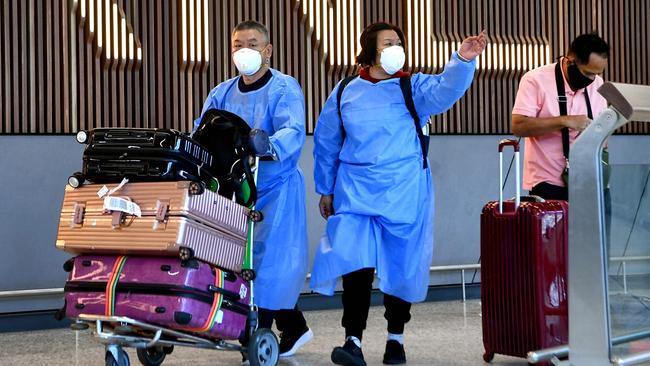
1, 295, 649, 366
0, 300, 518, 366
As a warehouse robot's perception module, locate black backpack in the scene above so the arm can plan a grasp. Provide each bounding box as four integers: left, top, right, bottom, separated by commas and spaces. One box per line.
336, 75, 430, 169
192, 109, 257, 207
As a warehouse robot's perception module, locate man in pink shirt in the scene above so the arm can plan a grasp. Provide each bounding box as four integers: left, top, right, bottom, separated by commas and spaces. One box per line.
512, 33, 610, 200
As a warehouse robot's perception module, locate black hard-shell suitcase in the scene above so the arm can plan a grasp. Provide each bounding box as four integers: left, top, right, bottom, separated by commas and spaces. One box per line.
70, 128, 219, 191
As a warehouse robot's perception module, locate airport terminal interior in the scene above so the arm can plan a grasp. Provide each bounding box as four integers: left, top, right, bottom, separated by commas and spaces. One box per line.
1, 1, 650, 366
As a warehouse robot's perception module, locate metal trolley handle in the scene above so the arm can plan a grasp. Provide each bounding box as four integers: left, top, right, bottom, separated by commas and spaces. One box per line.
498, 139, 521, 214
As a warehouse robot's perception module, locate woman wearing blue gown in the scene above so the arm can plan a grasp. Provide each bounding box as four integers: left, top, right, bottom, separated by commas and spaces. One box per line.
311, 22, 487, 366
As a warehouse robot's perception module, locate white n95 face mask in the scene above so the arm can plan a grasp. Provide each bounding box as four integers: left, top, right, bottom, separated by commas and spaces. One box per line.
379, 45, 405, 75
232, 48, 263, 76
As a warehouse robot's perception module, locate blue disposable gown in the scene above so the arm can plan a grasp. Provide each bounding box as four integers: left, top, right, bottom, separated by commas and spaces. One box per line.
311, 53, 476, 303
193, 69, 308, 310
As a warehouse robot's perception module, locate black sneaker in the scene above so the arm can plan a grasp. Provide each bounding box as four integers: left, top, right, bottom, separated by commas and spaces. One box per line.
382, 340, 406, 364
279, 327, 314, 357
240, 351, 249, 366
331, 338, 366, 366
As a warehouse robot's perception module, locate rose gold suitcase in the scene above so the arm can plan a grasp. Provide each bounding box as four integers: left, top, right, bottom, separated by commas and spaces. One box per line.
55, 181, 251, 272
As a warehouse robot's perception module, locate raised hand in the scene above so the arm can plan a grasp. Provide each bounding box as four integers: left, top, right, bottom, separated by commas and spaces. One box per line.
458, 30, 487, 61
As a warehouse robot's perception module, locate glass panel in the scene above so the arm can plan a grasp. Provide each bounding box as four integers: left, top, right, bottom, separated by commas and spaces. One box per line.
607, 164, 650, 360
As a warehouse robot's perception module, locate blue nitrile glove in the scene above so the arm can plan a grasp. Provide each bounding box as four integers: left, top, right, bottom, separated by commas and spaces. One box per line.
248, 129, 277, 158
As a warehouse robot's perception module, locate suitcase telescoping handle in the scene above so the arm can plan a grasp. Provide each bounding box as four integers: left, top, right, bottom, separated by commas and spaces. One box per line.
498, 139, 520, 214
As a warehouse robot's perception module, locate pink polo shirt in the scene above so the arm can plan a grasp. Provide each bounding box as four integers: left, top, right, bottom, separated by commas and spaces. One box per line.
512, 62, 607, 190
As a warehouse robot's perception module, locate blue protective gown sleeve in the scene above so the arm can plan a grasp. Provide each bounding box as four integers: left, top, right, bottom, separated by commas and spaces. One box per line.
268, 77, 306, 162
411, 52, 477, 125
313, 82, 345, 195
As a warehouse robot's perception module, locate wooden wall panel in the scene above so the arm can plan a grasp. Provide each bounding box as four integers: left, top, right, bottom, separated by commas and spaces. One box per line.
0, 0, 648, 134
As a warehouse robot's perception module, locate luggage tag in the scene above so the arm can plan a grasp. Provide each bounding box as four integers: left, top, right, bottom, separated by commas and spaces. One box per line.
97, 178, 129, 198
97, 178, 143, 228
103, 196, 142, 218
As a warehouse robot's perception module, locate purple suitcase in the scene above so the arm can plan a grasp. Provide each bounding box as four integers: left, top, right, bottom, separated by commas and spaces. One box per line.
64, 255, 250, 340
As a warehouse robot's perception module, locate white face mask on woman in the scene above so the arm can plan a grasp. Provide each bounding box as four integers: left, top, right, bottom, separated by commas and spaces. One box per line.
232, 47, 264, 76
379, 45, 405, 75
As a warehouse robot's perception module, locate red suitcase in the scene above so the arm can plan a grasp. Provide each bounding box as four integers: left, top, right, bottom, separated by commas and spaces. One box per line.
480, 139, 569, 363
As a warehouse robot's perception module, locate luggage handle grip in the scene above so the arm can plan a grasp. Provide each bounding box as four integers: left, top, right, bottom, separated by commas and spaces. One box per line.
111, 211, 125, 228
155, 200, 169, 223
73, 203, 85, 225
498, 139, 520, 152
498, 139, 520, 214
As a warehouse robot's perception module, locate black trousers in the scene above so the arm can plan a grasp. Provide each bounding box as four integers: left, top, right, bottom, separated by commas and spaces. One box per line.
258, 305, 307, 335
341, 268, 412, 340
529, 182, 568, 201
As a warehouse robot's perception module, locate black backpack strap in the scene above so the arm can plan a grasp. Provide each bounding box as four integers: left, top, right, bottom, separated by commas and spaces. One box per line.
336, 75, 358, 124
555, 61, 594, 161
584, 88, 593, 119
555, 62, 570, 161
400, 76, 429, 169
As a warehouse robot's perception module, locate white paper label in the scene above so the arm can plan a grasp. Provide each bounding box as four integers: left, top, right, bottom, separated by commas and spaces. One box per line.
103, 196, 142, 217
97, 186, 109, 198
239, 284, 248, 299
97, 178, 129, 198
215, 310, 224, 324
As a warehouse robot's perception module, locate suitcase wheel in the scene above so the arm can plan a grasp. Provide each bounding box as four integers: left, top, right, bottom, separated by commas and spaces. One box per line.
188, 181, 205, 195
62, 258, 75, 272
136, 346, 167, 366
247, 328, 279, 366
483, 351, 494, 363
248, 210, 264, 223
241, 269, 256, 281
178, 247, 195, 261
68, 173, 85, 188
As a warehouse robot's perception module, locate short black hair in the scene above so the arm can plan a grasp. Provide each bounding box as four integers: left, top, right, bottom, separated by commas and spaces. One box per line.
232, 20, 269, 44
568, 32, 609, 64
356, 22, 406, 67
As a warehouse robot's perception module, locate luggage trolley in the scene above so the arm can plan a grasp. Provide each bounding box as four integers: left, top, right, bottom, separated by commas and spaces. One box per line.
67, 155, 278, 366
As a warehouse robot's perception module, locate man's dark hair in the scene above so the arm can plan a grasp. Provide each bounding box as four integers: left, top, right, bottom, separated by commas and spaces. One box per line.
356, 22, 406, 67
232, 20, 269, 44
568, 32, 609, 64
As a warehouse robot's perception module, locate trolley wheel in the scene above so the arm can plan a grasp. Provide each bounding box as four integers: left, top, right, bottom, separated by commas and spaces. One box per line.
188, 181, 205, 195
136, 346, 167, 366
247, 328, 279, 366
483, 351, 494, 363
105, 347, 130, 366
248, 210, 264, 223
241, 269, 256, 281
178, 247, 194, 261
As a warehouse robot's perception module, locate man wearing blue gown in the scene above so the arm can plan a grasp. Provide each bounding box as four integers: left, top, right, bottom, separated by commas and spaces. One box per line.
193, 20, 312, 358
311, 22, 487, 365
